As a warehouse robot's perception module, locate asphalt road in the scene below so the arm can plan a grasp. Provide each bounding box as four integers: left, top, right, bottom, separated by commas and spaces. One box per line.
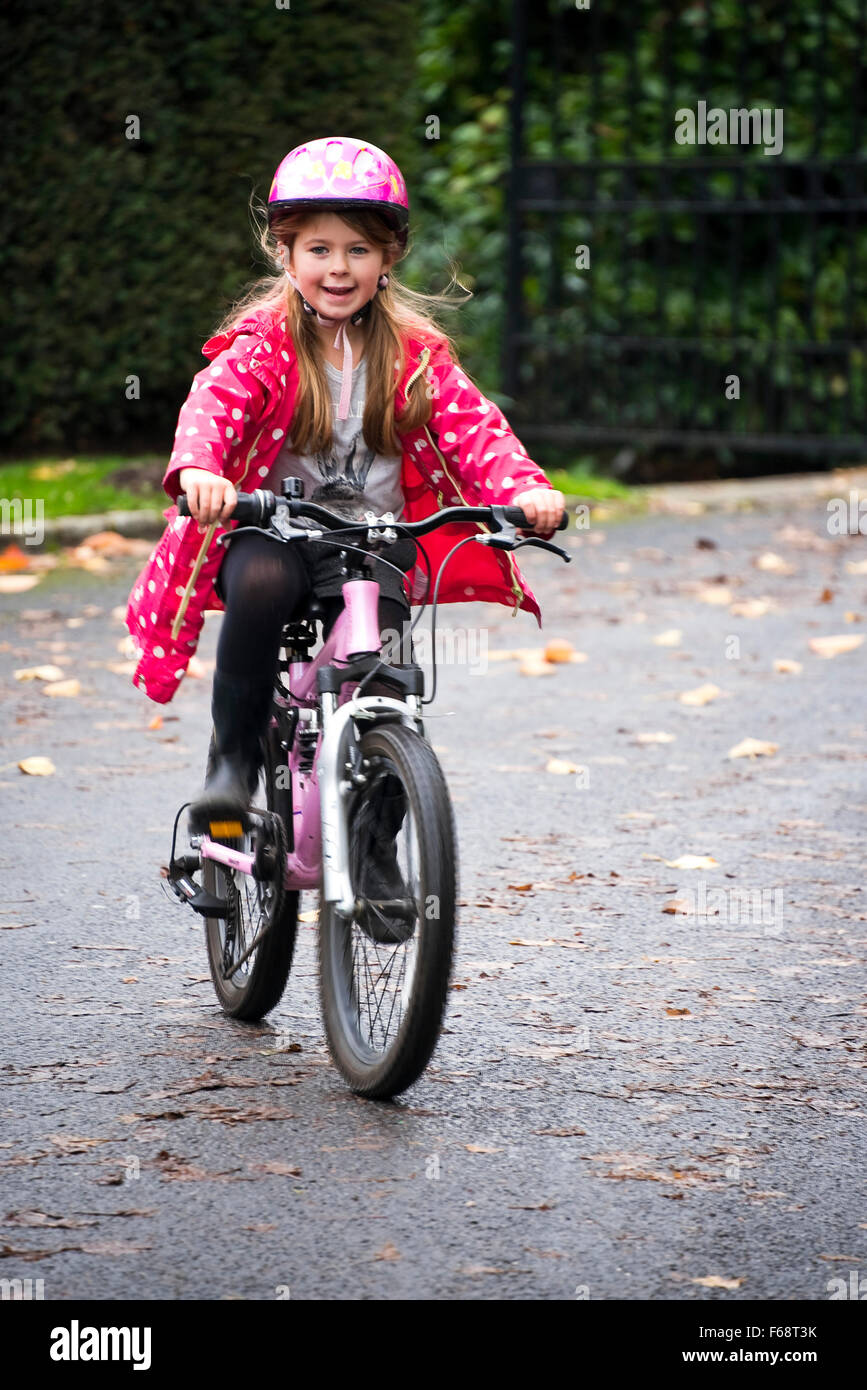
1, 497, 865, 1301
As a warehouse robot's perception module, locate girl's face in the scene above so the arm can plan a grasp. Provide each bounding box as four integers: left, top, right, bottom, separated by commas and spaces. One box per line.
284, 213, 393, 322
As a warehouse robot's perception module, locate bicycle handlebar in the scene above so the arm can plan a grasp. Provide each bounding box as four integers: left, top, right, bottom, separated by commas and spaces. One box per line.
176, 489, 569, 539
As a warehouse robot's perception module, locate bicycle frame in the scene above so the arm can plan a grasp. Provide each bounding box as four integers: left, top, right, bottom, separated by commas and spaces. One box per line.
195, 574, 423, 916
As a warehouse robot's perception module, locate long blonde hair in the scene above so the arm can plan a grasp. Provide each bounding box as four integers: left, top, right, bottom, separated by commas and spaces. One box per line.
213, 202, 471, 456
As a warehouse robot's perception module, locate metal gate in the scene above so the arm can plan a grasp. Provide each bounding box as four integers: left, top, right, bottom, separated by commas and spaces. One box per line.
503, 0, 867, 462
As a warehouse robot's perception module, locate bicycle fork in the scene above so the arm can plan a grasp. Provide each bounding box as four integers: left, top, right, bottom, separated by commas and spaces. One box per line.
318, 692, 423, 919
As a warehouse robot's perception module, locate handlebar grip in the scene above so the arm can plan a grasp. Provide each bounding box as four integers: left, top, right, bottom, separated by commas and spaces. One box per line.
175, 491, 276, 525
503, 506, 570, 532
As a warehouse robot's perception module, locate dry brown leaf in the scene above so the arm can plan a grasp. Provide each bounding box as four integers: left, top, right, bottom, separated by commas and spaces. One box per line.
532, 1128, 586, 1137
13, 665, 65, 682
47, 1135, 109, 1155
507, 883, 534, 892
461, 1264, 505, 1275
545, 758, 581, 774
679, 683, 721, 706
696, 586, 733, 606
665, 855, 719, 870
728, 738, 778, 759
465, 1144, 504, 1154
729, 598, 774, 618
147, 714, 163, 730
844, 611, 862, 623
372, 1242, 401, 1261
808, 633, 864, 659
662, 899, 691, 915
773, 658, 802, 674
0, 543, 35, 572
42, 679, 81, 698
248, 1161, 302, 1176
690, 1275, 745, 1289
665, 1008, 692, 1017
0, 574, 41, 593
652, 629, 682, 647
755, 552, 794, 575
544, 638, 583, 664
18, 757, 55, 776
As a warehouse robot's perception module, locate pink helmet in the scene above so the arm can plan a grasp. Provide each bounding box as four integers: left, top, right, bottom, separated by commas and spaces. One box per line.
267, 136, 409, 248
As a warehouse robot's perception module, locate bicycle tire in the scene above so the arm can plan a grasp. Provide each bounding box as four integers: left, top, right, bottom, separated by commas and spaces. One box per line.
202, 713, 299, 1020
318, 721, 457, 1099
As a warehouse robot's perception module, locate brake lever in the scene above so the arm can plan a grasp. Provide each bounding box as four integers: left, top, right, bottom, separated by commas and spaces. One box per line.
477, 504, 571, 561
515, 536, 572, 562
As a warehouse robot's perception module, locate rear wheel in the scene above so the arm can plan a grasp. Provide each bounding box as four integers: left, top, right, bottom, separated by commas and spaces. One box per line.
318, 721, 457, 1099
203, 713, 298, 1020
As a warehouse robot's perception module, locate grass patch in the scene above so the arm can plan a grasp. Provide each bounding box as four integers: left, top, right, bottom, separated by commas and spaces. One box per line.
0, 456, 166, 519
547, 467, 632, 501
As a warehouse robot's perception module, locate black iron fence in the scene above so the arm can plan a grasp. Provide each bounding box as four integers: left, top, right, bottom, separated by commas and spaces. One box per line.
504, 0, 867, 465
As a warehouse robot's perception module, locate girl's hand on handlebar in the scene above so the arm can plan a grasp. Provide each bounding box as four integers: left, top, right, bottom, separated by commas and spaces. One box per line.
178, 468, 238, 531
511, 488, 565, 535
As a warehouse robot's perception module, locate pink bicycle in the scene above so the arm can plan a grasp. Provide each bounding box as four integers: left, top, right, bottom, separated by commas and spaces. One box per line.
164, 479, 570, 1098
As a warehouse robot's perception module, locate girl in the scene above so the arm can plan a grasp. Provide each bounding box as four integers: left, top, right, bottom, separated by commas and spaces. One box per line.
126, 136, 565, 833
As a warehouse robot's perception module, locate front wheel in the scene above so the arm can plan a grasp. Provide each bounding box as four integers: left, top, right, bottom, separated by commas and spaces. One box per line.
318, 721, 458, 1099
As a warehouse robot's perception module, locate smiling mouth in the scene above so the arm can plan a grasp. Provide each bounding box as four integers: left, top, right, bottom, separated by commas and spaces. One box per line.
323, 286, 354, 296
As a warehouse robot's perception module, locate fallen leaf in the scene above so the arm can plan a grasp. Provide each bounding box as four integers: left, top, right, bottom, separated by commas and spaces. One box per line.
13, 665, 65, 682
755, 552, 794, 575
662, 899, 691, 915
844, 558, 867, 575
47, 1135, 109, 1155
696, 586, 733, 606
634, 731, 676, 744
665, 1008, 692, 1017
729, 598, 774, 618
652, 629, 682, 647
0, 574, 40, 593
507, 883, 534, 893
247, 1161, 302, 1177
544, 638, 582, 664
42, 679, 81, 698
465, 1144, 504, 1154
665, 855, 719, 870
372, 1241, 401, 1261
460, 1264, 505, 1275
1, 1211, 98, 1230
808, 634, 864, 658
690, 1275, 745, 1289
727, 738, 778, 759
545, 758, 581, 774
773, 659, 802, 674
679, 683, 721, 706
148, 714, 163, 731
0, 544, 35, 572
531, 1128, 586, 1137
18, 757, 56, 776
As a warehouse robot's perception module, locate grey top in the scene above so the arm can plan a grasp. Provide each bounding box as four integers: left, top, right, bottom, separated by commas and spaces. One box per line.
261, 356, 404, 525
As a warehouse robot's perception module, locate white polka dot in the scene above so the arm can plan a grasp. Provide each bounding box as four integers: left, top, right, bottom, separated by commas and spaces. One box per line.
226, 426, 234, 439
443, 432, 456, 443
447, 402, 459, 413
281, 350, 290, 361
156, 557, 164, 568
150, 612, 156, 623
175, 668, 185, 679
478, 402, 490, 414
503, 476, 514, 487
195, 408, 204, 415
272, 428, 284, 440
464, 586, 474, 596
484, 452, 496, 462
458, 378, 468, 388
176, 585, 186, 597
210, 365, 223, 376
258, 466, 269, 477
181, 452, 194, 462
169, 552, 175, 564
281, 320, 287, 331
139, 615, 146, 628
264, 341, 271, 352
185, 427, 198, 436
512, 452, 524, 460
147, 580, 156, 592
231, 408, 242, 420
153, 646, 165, 659
280, 374, 286, 386
484, 478, 493, 489
237, 361, 247, 373
467, 453, 473, 463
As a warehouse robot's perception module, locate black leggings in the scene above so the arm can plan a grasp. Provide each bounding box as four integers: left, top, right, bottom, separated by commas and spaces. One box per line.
215, 531, 413, 681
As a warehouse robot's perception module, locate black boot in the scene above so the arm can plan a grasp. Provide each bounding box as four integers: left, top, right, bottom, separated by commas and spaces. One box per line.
351, 771, 413, 944
188, 670, 274, 837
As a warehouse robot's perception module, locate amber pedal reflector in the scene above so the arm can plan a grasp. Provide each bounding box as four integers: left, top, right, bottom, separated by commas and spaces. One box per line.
209, 820, 243, 838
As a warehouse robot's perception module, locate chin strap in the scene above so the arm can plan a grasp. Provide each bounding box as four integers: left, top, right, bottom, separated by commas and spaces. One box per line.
283, 268, 388, 420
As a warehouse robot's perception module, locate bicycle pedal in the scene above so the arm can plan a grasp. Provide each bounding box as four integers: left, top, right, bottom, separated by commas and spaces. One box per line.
169, 870, 230, 919
208, 819, 245, 839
